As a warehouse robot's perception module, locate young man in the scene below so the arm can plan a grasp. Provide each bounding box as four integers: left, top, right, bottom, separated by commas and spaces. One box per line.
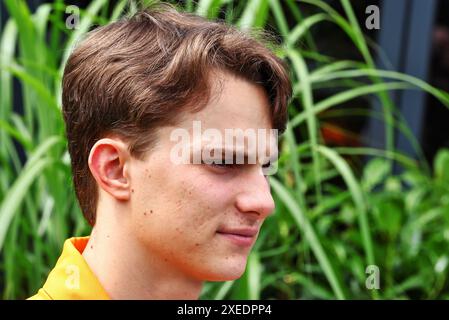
29, 3, 291, 300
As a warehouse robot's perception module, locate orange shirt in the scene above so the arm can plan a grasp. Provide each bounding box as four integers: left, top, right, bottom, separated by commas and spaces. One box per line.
28, 236, 110, 300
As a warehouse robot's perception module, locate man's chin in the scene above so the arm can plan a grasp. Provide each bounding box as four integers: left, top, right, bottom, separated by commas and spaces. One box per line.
202, 262, 248, 282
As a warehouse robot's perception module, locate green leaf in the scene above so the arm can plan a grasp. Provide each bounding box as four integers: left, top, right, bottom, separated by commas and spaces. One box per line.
270, 177, 346, 299
247, 252, 262, 300
237, 0, 269, 29
286, 13, 328, 48
372, 197, 403, 238
362, 158, 391, 192
0, 157, 54, 251
434, 149, 449, 183
317, 145, 375, 268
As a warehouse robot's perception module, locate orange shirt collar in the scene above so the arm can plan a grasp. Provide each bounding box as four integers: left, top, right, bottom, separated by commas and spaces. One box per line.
38, 236, 110, 300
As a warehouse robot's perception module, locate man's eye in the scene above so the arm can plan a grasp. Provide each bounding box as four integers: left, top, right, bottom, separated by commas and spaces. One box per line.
210, 162, 238, 169
201, 159, 237, 169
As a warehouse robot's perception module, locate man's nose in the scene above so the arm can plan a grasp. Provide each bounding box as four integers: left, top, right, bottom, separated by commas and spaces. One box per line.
234, 168, 275, 219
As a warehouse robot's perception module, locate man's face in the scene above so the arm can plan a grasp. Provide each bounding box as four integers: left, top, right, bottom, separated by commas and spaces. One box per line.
127, 72, 277, 281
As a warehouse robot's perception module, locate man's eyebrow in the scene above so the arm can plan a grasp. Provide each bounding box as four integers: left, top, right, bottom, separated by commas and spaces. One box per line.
198, 146, 277, 165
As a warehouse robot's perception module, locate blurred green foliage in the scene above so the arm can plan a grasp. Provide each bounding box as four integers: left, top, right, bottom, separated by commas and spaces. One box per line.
1, 0, 449, 299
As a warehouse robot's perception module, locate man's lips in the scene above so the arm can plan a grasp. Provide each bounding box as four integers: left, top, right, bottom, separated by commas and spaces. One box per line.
216, 227, 259, 247
216, 227, 258, 237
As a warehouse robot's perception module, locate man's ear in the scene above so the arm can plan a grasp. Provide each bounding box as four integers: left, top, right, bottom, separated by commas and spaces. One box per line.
88, 137, 131, 201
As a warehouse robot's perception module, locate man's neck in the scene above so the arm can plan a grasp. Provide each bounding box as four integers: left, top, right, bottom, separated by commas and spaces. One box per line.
82, 225, 203, 299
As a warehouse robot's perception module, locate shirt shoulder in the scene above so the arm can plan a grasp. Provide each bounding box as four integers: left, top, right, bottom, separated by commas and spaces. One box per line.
26, 236, 110, 300
27, 288, 53, 300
